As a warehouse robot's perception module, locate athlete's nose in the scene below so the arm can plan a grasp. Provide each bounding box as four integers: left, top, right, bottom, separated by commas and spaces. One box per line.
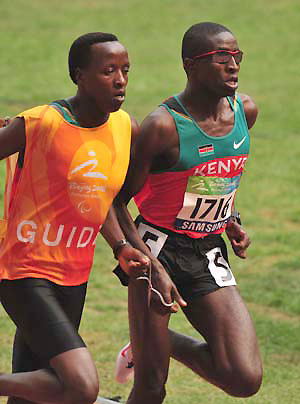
114, 70, 127, 87
226, 56, 240, 72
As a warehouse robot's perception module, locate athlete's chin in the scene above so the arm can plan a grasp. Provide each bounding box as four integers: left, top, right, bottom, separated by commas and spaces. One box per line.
111, 103, 123, 112
223, 83, 238, 96
111, 97, 125, 112
97, 99, 124, 114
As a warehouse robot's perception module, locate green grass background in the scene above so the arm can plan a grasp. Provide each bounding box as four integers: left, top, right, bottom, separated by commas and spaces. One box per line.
1, 0, 300, 403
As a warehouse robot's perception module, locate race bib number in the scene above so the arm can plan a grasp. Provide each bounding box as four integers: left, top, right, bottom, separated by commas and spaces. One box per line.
206, 247, 237, 287
175, 175, 240, 234
137, 222, 168, 258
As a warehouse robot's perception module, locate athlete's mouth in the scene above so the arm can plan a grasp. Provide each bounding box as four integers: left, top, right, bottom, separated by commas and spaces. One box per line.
225, 77, 238, 88
226, 77, 238, 83
113, 92, 125, 101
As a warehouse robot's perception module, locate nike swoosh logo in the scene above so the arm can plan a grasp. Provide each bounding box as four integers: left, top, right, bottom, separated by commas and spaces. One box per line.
233, 136, 246, 149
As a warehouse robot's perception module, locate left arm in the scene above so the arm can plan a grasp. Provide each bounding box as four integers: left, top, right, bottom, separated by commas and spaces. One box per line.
239, 93, 258, 130
100, 117, 150, 276
225, 215, 251, 259
100, 205, 150, 276
225, 93, 257, 258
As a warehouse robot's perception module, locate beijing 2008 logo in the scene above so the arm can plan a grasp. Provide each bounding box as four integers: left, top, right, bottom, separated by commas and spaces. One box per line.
68, 140, 112, 223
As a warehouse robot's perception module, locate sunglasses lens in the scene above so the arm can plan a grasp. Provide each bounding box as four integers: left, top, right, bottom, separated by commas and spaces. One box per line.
212, 52, 230, 63
235, 51, 243, 63
213, 51, 243, 64
193, 50, 243, 64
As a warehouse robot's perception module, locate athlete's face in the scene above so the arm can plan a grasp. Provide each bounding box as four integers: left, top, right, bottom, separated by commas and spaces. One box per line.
78, 41, 130, 112
188, 31, 241, 97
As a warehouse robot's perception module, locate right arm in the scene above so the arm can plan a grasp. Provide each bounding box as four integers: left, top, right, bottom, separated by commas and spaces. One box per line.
114, 108, 187, 310
114, 109, 168, 255
0, 117, 26, 160
223, 93, 257, 258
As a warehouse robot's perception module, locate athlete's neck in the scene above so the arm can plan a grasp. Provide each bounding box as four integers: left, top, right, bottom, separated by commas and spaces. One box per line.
179, 86, 229, 121
68, 94, 109, 128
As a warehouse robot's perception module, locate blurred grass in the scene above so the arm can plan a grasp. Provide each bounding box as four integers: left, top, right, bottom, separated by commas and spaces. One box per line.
1, 0, 300, 403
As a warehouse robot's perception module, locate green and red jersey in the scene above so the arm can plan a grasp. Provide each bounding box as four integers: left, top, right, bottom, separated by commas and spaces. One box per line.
135, 95, 250, 238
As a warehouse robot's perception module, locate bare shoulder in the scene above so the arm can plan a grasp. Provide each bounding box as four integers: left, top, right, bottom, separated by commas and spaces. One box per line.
239, 93, 258, 130
120, 107, 176, 198
138, 106, 176, 146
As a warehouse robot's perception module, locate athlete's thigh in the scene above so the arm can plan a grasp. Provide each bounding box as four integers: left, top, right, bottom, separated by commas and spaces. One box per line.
11, 329, 47, 372
128, 278, 171, 382
0, 278, 86, 363
55, 281, 87, 331
183, 286, 260, 367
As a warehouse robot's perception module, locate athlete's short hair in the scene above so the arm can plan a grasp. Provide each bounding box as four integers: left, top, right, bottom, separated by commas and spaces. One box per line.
182, 22, 232, 61
68, 32, 118, 84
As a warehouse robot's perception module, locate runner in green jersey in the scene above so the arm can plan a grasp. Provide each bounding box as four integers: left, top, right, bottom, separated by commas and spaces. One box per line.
111, 22, 262, 404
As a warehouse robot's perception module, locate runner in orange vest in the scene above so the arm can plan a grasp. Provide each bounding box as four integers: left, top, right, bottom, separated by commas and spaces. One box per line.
0, 32, 149, 404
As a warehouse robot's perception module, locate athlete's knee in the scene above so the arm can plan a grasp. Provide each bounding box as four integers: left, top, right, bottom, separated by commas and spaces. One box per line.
52, 348, 99, 404
64, 377, 99, 404
219, 363, 262, 397
239, 367, 262, 397
227, 368, 262, 397
62, 367, 99, 404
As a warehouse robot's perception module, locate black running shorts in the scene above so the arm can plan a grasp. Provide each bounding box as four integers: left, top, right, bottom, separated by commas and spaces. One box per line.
0, 277, 87, 370
114, 216, 237, 302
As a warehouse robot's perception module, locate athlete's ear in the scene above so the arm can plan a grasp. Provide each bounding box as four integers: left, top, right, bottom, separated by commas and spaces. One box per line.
75, 67, 83, 85
183, 58, 194, 75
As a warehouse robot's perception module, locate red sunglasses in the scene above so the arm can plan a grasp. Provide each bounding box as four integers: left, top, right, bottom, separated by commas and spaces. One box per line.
192, 49, 243, 64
